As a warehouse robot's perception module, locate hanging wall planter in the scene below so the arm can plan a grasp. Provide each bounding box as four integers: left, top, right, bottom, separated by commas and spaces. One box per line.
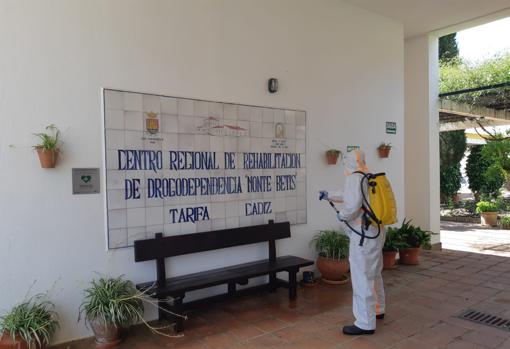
377, 143, 392, 158
325, 149, 341, 165
33, 124, 61, 169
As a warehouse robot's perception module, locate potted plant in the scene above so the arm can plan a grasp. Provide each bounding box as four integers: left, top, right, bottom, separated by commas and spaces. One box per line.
33, 124, 61, 168
500, 215, 510, 229
325, 149, 342, 165
79, 276, 143, 348
382, 227, 403, 269
0, 294, 59, 349
476, 201, 499, 227
396, 219, 433, 265
311, 230, 350, 284
377, 143, 392, 158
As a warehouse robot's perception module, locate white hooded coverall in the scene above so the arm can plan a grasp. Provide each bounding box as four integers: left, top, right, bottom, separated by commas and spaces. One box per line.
328, 150, 385, 331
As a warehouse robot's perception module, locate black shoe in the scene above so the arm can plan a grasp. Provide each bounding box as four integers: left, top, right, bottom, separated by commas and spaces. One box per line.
342, 325, 375, 335
376, 313, 385, 320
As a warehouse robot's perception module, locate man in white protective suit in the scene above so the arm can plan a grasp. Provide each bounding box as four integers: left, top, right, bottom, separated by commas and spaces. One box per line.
319, 149, 385, 335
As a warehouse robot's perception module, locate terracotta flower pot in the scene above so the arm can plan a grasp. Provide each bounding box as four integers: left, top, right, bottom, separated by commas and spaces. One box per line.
399, 247, 420, 265
316, 255, 349, 283
382, 250, 398, 269
0, 332, 41, 349
90, 321, 122, 348
36, 148, 59, 168
326, 153, 339, 165
378, 147, 390, 158
480, 212, 498, 227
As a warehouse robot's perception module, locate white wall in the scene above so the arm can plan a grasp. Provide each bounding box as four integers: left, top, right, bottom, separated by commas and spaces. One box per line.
404, 34, 441, 244
0, 0, 404, 343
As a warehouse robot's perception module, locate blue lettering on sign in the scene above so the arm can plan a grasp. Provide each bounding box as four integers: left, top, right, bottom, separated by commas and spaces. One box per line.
168, 206, 210, 223
245, 201, 272, 216
276, 175, 296, 191
118, 150, 162, 173
124, 179, 140, 199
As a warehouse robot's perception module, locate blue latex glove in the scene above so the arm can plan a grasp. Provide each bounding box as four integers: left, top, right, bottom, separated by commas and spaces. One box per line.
319, 190, 328, 201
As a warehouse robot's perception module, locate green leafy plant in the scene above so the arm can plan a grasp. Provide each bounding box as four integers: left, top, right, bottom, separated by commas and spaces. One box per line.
440, 163, 463, 203
476, 201, 499, 213
378, 142, 392, 150
481, 164, 505, 199
33, 124, 61, 151
383, 227, 405, 252
79, 276, 143, 328
0, 294, 59, 349
311, 230, 349, 260
500, 215, 510, 228
466, 145, 490, 198
394, 219, 434, 249
326, 149, 341, 157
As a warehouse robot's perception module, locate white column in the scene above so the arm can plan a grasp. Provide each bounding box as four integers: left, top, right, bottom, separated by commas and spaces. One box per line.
404, 35, 441, 246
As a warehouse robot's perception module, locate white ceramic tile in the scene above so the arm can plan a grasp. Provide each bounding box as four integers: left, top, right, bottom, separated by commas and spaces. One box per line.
162, 114, 179, 134
225, 200, 239, 217
109, 228, 128, 248
178, 98, 194, 116
105, 90, 123, 110
127, 207, 146, 227
286, 210, 297, 224
274, 109, 285, 123
196, 220, 212, 232
262, 123, 273, 138
223, 137, 237, 153
146, 225, 164, 237
262, 108, 274, 123
163, 223, 181, 235
161, 97, 178, 114
211, 218, 226, 230
146, 195, 164, 208
105, 109, 124, 130
107, 189, 126, 210
238, 105, 251, 121
194, 100, 209, 117
274, 212, 287, 223
295, 111, 306, 126
286, 124, 296, 139
124, 131, 144, 149
107, 170, 124, 190
125, 111, 143, 131
124, 92, 143, 111
143, 94, 161, 113
252, 215, 265, 225
162, 133, 178, 152
178, 115, 196, 134
225, 217, 240, 229
223, 104, 237, 120
108, 209, 126, 229
210, 202, 226, 219
210, 136, 223, 152
273, 198, 285, 212
296, 140, 306, 153
296, 125, 306, 140
285, 110, 296, 124
194, 134, 210, 151
126, 189, 146, 208
297, 196, 306, 210
208, 102, 223, 118
239, 215, 252, 227
127, 227, 147, 245
105, 130, 125, 149
250, 138, 262, 152
180, 222, 197, 234
286, 197, 297, 210
106, 150, 118, 170
250, 107, 263, 122
143, 138, 162, 151
250, 122, 262, 138
146, 206, 164, 225
178, 132, 194, 150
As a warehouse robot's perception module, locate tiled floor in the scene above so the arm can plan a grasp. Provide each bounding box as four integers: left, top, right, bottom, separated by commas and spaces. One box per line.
53, 250, 510, 349
441, 221, 510, 257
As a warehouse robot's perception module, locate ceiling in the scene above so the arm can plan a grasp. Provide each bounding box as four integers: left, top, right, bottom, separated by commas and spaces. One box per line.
342, 0, 510, 38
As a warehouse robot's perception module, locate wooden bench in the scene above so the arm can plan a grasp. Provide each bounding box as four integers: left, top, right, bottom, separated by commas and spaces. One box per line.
134, 220, 313, 332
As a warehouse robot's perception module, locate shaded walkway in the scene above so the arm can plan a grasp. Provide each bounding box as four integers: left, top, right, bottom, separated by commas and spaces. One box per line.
54, 250, 510, 349
441, 221, 510, 257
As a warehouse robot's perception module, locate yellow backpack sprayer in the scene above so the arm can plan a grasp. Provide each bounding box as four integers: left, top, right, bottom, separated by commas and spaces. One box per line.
320, 172, 397, 246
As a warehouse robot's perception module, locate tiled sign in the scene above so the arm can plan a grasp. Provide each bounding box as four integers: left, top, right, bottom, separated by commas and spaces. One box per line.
103, 89, 307, 249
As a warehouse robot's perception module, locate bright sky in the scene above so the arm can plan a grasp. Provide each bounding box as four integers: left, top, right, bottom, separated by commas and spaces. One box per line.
457, 16, 510, 63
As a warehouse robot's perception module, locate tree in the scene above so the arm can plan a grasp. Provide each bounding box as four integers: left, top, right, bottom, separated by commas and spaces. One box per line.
439, 33, 459, 62
481, 164, 505, 199
465, 145, 490, 198
440, 130, 467, 168
440, 163, 462, 203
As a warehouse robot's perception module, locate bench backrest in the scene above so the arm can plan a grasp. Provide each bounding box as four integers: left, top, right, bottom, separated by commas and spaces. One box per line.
134, 220, 290, 262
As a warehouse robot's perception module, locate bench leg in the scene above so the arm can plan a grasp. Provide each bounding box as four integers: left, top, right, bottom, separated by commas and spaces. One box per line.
288, 269, 297, 300
269, 272, 277, 293
172, 295, 185, 332
157, 296, 170, 321
228, 282, 236, 296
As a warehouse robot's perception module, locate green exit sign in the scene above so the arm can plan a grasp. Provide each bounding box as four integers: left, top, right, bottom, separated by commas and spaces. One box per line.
386, 121, 396, 134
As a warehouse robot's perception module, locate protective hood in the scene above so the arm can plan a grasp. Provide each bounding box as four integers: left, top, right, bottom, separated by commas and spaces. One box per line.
343, 149, 369, 175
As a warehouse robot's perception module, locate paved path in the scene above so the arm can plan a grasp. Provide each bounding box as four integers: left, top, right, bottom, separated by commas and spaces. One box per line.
441, 221, 510, 257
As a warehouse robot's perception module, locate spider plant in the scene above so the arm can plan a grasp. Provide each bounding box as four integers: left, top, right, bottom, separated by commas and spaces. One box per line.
33, 124, 61, 152
0, 294, 59, 349
311, 229, 349, 260
79, 276, 143, 328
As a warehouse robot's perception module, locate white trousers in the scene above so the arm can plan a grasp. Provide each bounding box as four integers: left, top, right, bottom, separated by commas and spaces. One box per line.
345, 225, 385, 330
